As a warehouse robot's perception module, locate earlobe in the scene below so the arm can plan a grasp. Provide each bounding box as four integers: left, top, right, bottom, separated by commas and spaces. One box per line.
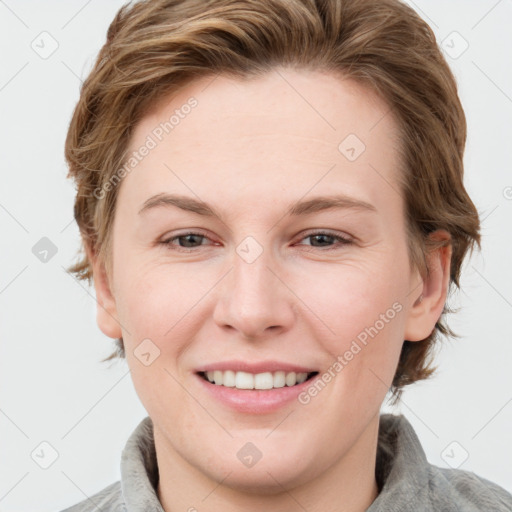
86, 243, 123, 340
404, 231, 452, 342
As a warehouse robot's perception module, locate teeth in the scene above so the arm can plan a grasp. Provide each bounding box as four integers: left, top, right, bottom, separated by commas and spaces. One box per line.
273, 371, 286, 388
254, 372, 273, 389
236, 371, 254, 389
222, 370, 236, 387
285, 372, 296, 386
203, 370, 312, 389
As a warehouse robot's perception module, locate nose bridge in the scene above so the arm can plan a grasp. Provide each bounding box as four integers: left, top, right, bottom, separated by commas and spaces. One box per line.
213, 235, 294, 339
233, 238, 274, 302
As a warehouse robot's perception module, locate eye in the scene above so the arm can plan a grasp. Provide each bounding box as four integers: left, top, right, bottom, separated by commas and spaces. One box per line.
297, 230, 353, 250
160, 230, 353, 252
161, 231, 213, 251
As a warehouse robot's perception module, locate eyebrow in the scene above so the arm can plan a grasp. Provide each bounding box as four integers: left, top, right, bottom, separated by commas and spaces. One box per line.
138, 193, 377, 219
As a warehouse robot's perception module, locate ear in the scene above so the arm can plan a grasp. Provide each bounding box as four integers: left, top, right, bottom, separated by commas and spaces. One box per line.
404, 230, 452, 342
85, 242, 123, 339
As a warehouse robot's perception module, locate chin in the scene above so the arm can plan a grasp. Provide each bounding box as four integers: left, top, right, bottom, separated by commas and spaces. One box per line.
201, 443, 321, 495
213, 462, 310, 496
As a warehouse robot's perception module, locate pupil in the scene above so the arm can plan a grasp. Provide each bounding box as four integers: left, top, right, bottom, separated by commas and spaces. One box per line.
312, 234, 332, 246
181, 234, 202, 247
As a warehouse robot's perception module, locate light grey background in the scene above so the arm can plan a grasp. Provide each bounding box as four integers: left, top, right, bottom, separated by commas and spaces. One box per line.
0, 1, 511, 511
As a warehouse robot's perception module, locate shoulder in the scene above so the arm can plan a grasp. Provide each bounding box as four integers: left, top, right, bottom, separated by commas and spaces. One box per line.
428, 465, 512, 511
373, 414, 512, 511
58, 480, 125, 512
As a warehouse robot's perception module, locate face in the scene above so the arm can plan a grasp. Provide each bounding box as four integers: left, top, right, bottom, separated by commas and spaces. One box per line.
93, 68, 448, 493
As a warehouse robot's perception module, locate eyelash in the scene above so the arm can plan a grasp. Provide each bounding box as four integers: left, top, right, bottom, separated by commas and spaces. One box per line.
160, 230, 353, 252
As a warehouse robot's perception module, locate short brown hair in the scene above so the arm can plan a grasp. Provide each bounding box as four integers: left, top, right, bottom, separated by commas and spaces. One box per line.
65, 0, 480, 402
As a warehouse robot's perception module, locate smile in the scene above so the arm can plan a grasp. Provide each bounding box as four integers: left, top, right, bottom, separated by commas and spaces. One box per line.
199, 370, 319, 390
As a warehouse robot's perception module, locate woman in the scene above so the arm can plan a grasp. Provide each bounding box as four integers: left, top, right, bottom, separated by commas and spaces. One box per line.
61, 0, 512, 510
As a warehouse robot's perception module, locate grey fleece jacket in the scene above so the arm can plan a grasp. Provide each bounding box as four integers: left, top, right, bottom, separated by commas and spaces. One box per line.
60, 414, 512, 512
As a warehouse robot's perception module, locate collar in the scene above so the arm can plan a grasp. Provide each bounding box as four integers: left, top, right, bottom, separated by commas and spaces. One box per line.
369, 414, 431, 511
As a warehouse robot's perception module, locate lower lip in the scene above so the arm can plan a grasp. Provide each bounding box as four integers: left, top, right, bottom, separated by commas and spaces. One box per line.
195, 373, 319, 414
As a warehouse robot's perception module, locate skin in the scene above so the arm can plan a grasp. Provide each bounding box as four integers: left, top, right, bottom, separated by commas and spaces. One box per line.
89, 68, 451, 512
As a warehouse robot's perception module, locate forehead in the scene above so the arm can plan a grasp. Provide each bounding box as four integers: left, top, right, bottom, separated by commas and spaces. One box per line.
121, 68, 402, 216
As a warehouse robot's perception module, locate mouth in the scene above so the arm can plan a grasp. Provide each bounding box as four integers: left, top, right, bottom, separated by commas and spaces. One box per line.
197, 370, 319, 390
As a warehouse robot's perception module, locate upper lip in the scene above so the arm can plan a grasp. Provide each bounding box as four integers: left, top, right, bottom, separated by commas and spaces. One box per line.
195, 360, 317, 374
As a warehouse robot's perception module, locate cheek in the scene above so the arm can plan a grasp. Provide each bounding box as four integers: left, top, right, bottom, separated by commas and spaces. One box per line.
115, 263, 199, 416
299, 259, 408, 394
300, 259, 407, 336
114, 258, 196, 342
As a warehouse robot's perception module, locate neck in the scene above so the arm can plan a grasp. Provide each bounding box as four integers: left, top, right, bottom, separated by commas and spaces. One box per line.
155, 412, 381, 512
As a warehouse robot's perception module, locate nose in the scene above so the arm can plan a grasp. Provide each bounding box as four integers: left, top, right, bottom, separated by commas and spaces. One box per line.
212, 243, 296, 341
